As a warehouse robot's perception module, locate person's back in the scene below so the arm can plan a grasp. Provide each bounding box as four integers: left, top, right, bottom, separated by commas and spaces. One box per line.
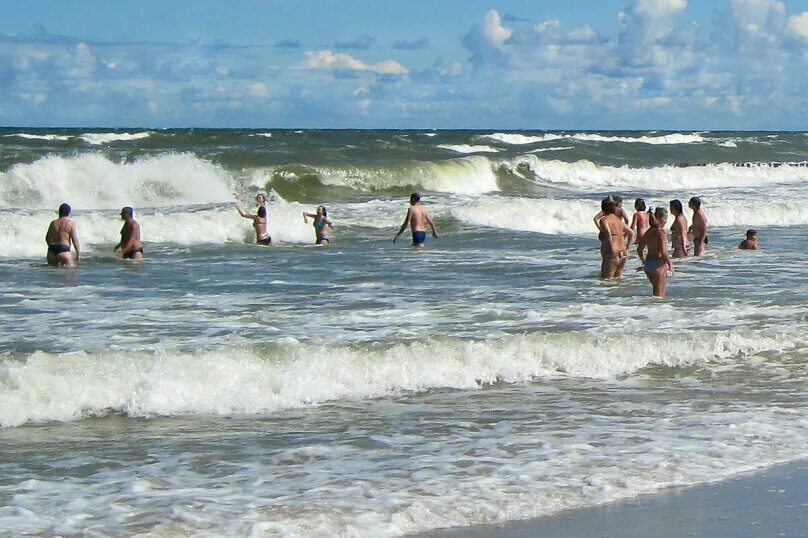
45, 203, 80, 266
394, 192, 438, 247
739, 229, 758, 250
631, 198, 649, 243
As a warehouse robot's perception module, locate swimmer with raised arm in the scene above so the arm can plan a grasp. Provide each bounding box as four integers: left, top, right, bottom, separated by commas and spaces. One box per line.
394, 192, 437, 247
637, 207, 673, 297
593, 195, 629, 230
45, 203, 81, 267
669, 199, 689, 258
303, 206, 334, 245
598, 197, 635, 278
113, 206, 144, 260
630, 198, 650, 244
236, 204, 271, 245
688, 196, 709, 255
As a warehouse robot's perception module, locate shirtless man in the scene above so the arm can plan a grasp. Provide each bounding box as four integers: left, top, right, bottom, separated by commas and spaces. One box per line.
598, 197, 635, 278
113, 206, 144, 259
593, 195, 630, 230
45, 203, 81, 267
688, 196, 708, 256
394, 192, 438, 247
739, 229, 759, 250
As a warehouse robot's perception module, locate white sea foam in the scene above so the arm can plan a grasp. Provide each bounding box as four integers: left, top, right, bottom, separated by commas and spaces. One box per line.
568, 132, 706, 144
480, 133, 563, 145
253, 133, 273, 138
452, 196, 597, 235
480, 132, 706, 146
0, 329, 791, 427
438, 144, 500, 154
0, 152, 234, 209
79, 132, 152, 145
508, 155, 808, 191
4, 133, 72, 141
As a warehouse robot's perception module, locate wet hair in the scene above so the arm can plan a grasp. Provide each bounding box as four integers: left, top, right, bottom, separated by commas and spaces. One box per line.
319, 206, 327, 217
121, 206, 134, 218
634, 198, 646, 211
746, 228, 757, 237
650, 206, 668, 228
257, 206, 267, 218
58, 203, 71, 217
410, 192, 421, 203
601, 197, 616, 214
669, 199, 683, 215
689, 196, 702, 209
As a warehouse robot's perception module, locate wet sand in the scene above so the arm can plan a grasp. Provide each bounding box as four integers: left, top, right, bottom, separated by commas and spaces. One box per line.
416, 460, 808, 537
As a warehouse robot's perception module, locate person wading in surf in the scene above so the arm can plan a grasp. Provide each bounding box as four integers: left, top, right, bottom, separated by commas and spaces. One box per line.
394, 192, 438, 247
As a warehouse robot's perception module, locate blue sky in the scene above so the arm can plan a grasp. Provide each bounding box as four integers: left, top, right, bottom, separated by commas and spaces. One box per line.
3, 0, 808, 129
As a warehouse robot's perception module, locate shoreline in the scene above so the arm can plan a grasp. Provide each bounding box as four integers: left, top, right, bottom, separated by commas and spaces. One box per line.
414, 460, 808, 537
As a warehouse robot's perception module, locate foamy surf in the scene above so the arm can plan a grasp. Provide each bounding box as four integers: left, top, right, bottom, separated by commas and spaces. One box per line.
0, 329, 792, 427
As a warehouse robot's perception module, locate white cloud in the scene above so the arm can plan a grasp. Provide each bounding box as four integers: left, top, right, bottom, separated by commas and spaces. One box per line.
304, 50, 408, 75
482, 10, 512, 48
786, 12, 808, 39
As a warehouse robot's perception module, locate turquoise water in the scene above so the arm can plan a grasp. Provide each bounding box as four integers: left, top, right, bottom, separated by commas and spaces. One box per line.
1, 129, 807, 535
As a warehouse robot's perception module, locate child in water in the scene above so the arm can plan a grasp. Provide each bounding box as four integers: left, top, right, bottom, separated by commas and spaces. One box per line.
739, 229, 759, 250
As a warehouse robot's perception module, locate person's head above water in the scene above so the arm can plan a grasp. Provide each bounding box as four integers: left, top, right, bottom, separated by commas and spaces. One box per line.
120, 206, 134, 219
410, 193, 421, 205
688, 196, 702, 209
256, 192, 267, 204
257, 206, 267, 218
58, 203, 71, 217
317, 206, 327, 217
669, 199, 683, 215
601, 197, 617, 214
746, 228, 757, 238
635, 198, 646, 211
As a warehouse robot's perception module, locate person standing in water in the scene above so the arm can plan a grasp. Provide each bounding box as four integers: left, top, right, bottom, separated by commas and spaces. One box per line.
630, 198, 650, 244
637, 207, 673, 297
669, 199, 689, 258
739, 229, 759, 250
303, 206, 334, 245
688, 196, 709, 255
113, 206, 144, 260
394, 192, 438, 247
598, 197, 635, 278
236, 204, 271, 245
45, 202, 81, 267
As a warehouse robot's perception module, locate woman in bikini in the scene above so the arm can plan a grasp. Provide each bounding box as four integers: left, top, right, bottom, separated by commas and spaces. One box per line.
236, 204, 271, 245
669, 199, 689, 258
303, 206, 334, 245
637, 206, 673, 297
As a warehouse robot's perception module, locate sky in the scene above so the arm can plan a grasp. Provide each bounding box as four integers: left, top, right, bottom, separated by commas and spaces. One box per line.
3, 0, 808, 129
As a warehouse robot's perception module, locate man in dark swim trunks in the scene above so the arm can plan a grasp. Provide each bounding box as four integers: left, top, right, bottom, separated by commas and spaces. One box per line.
45, 202, 81, 267
113, 206, 144, 260
394, 192, 438, 247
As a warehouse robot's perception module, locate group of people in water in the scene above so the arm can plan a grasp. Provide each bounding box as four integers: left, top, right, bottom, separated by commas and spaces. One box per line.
45, 203, 143, 267
45, 191, 439, 267
596, 195, 759, 297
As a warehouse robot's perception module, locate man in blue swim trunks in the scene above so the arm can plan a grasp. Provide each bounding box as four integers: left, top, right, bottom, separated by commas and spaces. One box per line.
45, 202, 81, 266
113, 206, 144, 260
393, 192, 438, 247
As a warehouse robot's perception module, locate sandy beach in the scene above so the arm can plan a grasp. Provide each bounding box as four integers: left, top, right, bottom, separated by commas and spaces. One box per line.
419, 460, 808, 537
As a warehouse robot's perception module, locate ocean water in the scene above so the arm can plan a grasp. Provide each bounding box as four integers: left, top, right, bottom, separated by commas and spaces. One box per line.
1, 128, 807, 536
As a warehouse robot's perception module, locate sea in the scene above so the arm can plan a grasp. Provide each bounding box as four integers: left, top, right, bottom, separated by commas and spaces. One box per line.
0, 128, 807, 536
